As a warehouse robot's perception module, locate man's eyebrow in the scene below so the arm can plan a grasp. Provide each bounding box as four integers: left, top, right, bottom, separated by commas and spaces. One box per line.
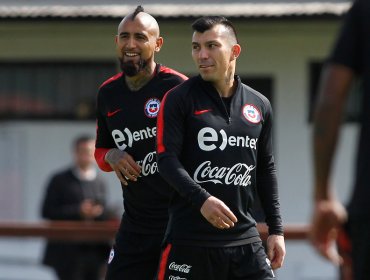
192, 40, 219, 45
118, 31, 147, 37
206, 40, 219, 44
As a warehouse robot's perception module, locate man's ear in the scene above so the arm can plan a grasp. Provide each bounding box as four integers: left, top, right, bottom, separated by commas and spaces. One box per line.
155, 37, 164, 52
231, 44, 242, 60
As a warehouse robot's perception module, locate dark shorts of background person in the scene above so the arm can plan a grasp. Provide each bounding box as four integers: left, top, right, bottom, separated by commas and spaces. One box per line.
337, 222, 352, 280
44, 242, 110, 280
105, 231, 164, 280
156, 241, 275, 280
338, 217, 370, 280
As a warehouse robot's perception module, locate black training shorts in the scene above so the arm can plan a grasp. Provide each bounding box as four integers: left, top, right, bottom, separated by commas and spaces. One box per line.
156, 241, 275, 280
105, 231, 163, 280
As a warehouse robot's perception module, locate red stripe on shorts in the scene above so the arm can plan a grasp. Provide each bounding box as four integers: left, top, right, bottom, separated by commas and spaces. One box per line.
157, 243, 172, 280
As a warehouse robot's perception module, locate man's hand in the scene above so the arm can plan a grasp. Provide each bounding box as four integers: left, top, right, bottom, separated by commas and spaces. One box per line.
266, 234, 286, 269
105, 148, 141, 185
80, 199, 103, 220
309, 199, 348, 265
200, 196, 238, 229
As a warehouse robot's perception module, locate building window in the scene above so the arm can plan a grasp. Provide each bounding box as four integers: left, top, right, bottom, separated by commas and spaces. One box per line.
308, 61, 362, 122
240, 76, 273, 106
0, 61, 117, 120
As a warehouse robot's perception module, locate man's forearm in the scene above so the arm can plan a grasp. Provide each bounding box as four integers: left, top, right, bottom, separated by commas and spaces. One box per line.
313, 64, 354, 200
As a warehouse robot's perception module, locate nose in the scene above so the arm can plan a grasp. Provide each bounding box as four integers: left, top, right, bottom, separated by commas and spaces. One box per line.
126, 37, 136, 49
198, 48, 209, 60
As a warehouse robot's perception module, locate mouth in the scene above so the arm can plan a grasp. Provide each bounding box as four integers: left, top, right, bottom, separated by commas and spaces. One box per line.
199, 64, 213, 69
124, 52, 140, 58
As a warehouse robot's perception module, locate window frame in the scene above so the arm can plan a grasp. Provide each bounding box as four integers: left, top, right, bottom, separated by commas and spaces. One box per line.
0, 60, 117, 120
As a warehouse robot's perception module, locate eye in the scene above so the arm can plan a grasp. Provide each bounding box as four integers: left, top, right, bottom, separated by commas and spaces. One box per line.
192, 44, 200, 51
208, 43, 217, 49
119, 34, 129, 40
135, 34, 147, 41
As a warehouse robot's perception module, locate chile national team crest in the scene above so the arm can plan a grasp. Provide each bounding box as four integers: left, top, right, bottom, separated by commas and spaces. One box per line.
242, 104, 261, 124
144, 98, 161, 118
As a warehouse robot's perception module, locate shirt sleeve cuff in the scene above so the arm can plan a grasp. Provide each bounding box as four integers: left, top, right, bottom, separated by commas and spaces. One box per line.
94, 148, 113, 172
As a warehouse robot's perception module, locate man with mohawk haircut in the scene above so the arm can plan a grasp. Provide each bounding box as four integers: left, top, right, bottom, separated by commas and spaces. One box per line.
94, 5, 187, 280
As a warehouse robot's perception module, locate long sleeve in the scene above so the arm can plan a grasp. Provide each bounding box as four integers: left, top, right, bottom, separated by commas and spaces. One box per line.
41, 173, 82, 220
94, 88, 117, 172
157, 89, 211, 210
256, 101, 283, 235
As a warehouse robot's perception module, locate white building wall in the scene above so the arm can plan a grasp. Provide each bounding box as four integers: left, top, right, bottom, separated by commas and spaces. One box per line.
0, 122, 123, 221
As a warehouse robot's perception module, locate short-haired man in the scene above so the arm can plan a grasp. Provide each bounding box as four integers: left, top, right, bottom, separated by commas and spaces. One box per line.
156, 16, 285, 279
41, 135, 110, 280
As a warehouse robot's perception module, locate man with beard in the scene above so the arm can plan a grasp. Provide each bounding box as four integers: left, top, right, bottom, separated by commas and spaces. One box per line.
94, 6, 187, 280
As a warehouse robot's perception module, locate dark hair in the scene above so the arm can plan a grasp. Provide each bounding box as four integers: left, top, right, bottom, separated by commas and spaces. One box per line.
192, 16, 239, 43
73, 134, 94, 149
131, 5, 144, 20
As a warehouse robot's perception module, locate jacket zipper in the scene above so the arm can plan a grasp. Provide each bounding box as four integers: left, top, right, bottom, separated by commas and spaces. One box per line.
219, 95, 232, 125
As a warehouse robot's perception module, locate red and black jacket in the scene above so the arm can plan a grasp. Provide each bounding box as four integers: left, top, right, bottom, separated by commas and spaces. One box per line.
95, 64, 187, 235
157, 75, 283, 246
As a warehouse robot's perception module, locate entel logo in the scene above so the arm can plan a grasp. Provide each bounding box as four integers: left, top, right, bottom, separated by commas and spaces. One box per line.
112, 127, 156, 150
198, 127, 258, 151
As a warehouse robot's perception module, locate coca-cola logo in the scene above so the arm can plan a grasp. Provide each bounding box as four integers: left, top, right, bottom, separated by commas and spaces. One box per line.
136, 152, 158, 177
169, 276, 187, 280
140, 152, 157, 176
168, 262, 192, 274
194, 161, 255, 186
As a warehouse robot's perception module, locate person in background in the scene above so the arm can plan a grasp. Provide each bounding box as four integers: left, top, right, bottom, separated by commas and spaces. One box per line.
310, 1, 370, 279
94, 5, 187, 280
41, 134, 111, 280
156, 16, 285, 279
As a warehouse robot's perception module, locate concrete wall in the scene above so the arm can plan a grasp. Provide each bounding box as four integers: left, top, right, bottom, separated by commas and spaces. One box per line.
0, 18, 359, 279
